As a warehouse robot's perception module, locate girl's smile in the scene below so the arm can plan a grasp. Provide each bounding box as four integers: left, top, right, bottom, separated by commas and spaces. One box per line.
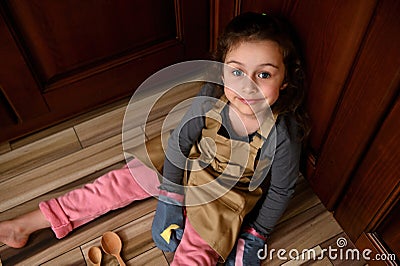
236, 97, 265, 105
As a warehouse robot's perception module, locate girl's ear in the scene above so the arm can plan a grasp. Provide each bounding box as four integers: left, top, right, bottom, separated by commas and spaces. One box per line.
280, 82, 288, 90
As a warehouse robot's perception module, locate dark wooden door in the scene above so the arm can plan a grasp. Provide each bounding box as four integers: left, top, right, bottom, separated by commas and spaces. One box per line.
0, 0, 209, 142
377, 200, 400, 259
335, 94, 400, 262
303, 0, 400, 261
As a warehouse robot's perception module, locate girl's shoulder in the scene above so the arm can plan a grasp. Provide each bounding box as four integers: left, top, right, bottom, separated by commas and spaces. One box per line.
198, 82, 224, 98
188, 83, 224, 115
184, 83, 223, 118
275, 113, 301, 144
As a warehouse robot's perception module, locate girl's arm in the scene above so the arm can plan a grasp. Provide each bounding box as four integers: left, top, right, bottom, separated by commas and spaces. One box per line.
251, 116, 302, 238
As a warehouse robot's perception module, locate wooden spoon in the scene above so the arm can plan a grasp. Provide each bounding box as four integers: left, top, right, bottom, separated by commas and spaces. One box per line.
101, 231, 126, 266
88, 246, 102, 266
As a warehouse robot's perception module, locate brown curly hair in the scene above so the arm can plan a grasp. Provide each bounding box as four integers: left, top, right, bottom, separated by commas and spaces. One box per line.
214, 12, 310, 140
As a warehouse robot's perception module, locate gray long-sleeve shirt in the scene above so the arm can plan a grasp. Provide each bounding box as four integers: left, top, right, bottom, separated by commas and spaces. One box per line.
162, 83, 301, 237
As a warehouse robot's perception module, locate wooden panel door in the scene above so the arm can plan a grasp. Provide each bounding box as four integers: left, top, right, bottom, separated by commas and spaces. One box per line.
0, 0, 210, 142
335, 94, 400, 262
306, 0, 400, 210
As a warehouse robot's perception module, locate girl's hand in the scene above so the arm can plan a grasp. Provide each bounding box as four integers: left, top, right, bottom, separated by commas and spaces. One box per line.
151, 189, 184, 252
225, 227, 267, 265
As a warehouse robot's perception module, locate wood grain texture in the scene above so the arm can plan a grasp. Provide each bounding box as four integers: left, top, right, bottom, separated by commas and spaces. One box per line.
127, 247, 169, 266
74, 105, 126, 148
140, 81, 201, 124
5, 0, 176, 82
0, 128, 81, 183
334, 96, 400, 241
0, 8, 48, 121
0, 142, 11, 155
40, 247, 86, 266
122, 81, 200, 144
0, 1, 209, 143
9, 98, 130, 149
264, 204, 343, 266
308, 0, 400, 209
210, 0, 237, 51
320, 233, 366, 266
287, 0, 378, 154
280, 245, 326, 266
240, 0, 289, 14
143, 104, 190, 140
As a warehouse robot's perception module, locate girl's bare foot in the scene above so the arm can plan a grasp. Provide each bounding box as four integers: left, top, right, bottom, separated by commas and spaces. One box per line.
0, 220, 30, 248
0, 209, 51, 248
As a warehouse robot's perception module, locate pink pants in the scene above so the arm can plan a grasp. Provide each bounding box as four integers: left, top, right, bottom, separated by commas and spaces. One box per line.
39, 159, 219, 265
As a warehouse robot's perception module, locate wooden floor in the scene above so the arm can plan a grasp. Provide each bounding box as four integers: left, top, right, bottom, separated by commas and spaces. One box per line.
0, 83, 366, 265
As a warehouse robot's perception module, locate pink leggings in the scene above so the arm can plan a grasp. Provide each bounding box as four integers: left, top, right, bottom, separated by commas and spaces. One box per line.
39, 159, 219, 265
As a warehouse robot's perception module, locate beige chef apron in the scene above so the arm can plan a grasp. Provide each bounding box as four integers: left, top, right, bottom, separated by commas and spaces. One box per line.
184, 95, 276, 261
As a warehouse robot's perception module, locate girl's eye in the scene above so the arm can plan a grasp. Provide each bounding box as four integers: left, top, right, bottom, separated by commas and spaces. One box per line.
258, 72, 271, 79
232, 69, 244, 77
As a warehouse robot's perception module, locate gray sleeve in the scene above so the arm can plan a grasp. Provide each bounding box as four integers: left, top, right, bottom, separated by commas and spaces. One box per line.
161, 83, 218, 192
251, 116, 301, 237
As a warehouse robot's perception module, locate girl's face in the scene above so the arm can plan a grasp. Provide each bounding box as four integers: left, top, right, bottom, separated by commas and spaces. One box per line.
223, 40, 286, 118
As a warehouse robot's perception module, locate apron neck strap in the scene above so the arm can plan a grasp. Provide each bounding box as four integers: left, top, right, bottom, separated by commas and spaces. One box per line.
204, 95, 277, 149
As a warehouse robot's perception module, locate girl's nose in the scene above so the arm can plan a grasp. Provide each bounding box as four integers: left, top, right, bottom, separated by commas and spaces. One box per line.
240, 77, 258, 94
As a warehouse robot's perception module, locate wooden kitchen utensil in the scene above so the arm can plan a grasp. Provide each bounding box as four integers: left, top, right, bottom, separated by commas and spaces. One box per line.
88, 246, 102, 266
101, 231, 126, 266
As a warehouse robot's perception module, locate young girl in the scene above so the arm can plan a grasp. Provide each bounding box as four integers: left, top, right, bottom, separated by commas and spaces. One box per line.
0, 12, 308, 265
